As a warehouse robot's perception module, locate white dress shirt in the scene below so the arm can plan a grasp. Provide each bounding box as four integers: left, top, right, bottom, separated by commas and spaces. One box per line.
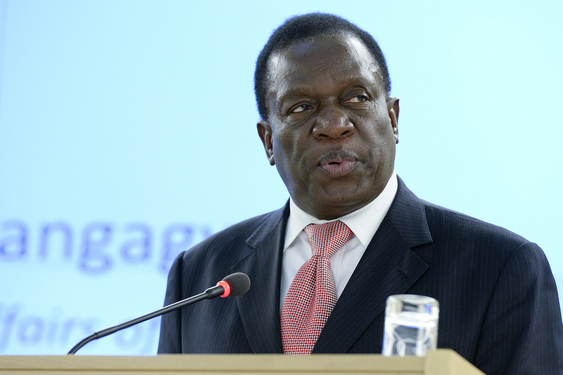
280, 171, 398, 308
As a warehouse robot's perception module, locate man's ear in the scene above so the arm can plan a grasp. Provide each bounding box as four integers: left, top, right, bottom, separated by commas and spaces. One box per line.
387, 97, 400, 144
257, 119, 275, 165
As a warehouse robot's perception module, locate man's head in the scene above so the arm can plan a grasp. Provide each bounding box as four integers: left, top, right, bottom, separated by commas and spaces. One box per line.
256, 13, 399, 220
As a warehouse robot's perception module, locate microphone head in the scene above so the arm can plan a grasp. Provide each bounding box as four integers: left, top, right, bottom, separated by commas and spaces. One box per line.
222, 272, 251, 297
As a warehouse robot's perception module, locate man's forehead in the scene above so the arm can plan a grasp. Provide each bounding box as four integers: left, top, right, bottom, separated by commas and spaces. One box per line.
265, 33, 381, 97
269, 33, 377, 72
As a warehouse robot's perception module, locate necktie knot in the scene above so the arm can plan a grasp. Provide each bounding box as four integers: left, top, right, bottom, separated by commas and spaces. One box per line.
304, 220, 354, 259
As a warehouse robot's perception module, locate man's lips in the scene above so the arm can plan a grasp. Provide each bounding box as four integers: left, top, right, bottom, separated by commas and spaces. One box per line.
318, 155, 357, 177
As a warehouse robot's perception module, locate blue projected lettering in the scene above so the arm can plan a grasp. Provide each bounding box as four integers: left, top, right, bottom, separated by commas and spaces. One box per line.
80, 223, 114, 273
0, 303, 160, 354
39, 222, 73, 259
0, 220, 215, 274
0, 221, 27, 260
0, 304, 96, 351
0, 219, 212, 354
120, 223, 151, 263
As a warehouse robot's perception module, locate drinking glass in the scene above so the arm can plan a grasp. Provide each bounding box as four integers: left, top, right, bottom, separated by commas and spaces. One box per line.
382, 294, 439, 357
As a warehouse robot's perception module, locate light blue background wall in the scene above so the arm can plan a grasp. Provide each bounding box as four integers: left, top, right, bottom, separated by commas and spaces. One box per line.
1, 0, 561, 355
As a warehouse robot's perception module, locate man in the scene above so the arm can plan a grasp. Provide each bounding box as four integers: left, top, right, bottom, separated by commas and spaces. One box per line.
158, 13, 563, 374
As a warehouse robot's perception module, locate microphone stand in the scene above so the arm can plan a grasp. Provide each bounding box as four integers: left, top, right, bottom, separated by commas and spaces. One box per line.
67, 285, 224, 355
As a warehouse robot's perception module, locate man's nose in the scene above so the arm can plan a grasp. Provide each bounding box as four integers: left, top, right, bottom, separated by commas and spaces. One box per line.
312, 104, 354, 140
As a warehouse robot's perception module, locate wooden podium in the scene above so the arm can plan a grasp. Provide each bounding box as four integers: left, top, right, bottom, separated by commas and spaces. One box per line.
0, 349, 484, 374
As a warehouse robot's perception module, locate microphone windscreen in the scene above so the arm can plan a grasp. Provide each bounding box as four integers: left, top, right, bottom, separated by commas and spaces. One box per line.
223, 272, 251, 297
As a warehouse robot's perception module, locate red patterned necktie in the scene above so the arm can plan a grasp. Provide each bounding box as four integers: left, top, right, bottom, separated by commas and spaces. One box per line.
280, 220, 354, 355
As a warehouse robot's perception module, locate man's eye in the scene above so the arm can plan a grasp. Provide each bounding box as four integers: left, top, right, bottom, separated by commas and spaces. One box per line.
291, 104, 310, 113
345, 95, 368, 103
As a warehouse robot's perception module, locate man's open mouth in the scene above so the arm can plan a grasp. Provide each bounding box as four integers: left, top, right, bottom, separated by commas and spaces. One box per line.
319, 158, 356, 177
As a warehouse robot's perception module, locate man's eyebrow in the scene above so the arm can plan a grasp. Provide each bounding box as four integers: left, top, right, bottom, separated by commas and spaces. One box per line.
277, 78, 374, 100
277, 87, 315, 100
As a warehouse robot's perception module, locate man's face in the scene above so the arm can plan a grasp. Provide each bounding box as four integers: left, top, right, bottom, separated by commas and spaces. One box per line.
257, 33, 399, 220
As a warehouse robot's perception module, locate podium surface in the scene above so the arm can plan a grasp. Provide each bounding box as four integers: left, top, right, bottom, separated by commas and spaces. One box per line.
0, 349, 484, 375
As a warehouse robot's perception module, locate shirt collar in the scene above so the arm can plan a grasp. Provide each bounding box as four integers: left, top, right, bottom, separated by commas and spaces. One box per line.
284, 171, 398, 250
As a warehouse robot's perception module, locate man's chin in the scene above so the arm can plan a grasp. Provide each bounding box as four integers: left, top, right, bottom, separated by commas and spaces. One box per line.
305, 192, 374, 220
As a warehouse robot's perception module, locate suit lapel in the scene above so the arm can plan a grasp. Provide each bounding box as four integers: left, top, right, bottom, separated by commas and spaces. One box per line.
232, 205, 289, 353
314, 178, 433, 353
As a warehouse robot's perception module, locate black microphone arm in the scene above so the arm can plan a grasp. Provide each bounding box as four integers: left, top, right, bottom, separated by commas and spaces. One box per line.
67, 272, 251, 355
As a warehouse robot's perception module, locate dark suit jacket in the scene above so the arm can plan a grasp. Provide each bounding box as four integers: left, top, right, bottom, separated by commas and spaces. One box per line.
158, 178, 563, 375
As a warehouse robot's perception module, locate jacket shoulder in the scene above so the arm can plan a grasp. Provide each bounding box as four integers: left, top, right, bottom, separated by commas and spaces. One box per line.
421, 200, 530, 249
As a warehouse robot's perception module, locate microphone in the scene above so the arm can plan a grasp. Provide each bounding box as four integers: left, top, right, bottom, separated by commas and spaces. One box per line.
67, 272, 251, 354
